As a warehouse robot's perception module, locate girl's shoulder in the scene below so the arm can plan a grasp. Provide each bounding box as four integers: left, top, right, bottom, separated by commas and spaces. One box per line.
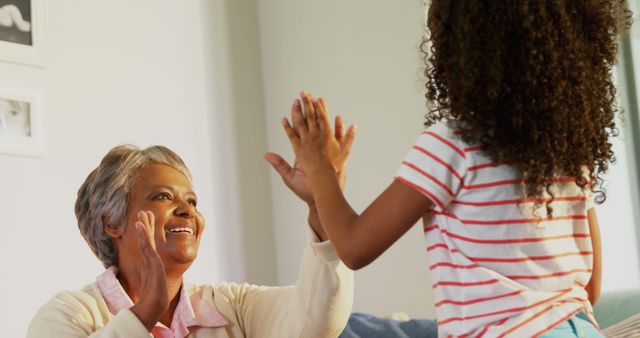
419, 122, 473, 152
426, 121, 454, 134
426, 121, 466, 139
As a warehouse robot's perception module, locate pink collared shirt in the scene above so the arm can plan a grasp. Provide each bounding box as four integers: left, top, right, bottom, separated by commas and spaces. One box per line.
97, 267, 229, 338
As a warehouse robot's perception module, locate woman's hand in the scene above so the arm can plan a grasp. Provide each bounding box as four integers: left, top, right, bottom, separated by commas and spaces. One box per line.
264, 154, 314, 205
129, 211, 169, 331
265, 155, 343, 241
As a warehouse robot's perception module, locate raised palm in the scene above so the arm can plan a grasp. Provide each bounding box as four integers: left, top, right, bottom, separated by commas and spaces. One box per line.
264, 154, 314, 204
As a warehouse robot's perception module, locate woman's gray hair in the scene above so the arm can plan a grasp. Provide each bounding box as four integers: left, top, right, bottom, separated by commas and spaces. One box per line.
75, 145, 191, 268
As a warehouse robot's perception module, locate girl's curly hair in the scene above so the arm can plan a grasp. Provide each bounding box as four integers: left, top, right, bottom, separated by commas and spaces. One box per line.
422, 0, 633, 213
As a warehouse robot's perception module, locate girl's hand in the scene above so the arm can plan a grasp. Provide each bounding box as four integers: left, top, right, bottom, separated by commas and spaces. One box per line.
129, 210, 169, 331
265, 111, 353, 204
282, 92, 356, 180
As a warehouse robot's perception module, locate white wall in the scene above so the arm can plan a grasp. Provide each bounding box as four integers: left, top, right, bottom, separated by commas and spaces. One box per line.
0, 1, 245, 335
597, 117, 640, 291
201, 0, 278, 286
257, 0, 437, 318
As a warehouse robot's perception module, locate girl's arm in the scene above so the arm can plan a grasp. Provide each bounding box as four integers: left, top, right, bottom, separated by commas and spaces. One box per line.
310, 172, 433, 270
585, 208, 602, 305
283, 92, 434, 269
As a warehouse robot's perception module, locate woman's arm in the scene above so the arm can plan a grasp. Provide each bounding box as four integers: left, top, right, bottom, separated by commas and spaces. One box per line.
226, 228, 353, 338
28, 291, 152, 338
28, 211, 166, 338
585, 208, 602, 305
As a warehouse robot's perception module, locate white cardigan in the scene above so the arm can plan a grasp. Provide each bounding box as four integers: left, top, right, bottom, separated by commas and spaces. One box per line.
27, 231, 353, 338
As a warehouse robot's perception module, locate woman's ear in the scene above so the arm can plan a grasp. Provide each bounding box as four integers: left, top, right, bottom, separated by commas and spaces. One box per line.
102, 215, 126, 238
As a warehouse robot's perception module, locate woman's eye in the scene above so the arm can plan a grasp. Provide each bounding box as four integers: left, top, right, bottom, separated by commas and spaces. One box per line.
189, 199, 198, 207
155, 192, 172, 200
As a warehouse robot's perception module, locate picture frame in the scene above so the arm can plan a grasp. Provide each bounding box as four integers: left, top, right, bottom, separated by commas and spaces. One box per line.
0, 86, 44, 157
0, 0, 45, 67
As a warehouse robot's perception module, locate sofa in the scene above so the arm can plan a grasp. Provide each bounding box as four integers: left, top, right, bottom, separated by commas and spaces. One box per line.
339, 289, 640, 337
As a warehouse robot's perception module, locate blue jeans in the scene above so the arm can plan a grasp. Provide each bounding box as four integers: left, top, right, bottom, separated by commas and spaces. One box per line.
540, 315, 603, 338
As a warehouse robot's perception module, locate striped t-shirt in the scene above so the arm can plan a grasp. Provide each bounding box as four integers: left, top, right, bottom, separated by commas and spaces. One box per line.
395, 123, 597, 337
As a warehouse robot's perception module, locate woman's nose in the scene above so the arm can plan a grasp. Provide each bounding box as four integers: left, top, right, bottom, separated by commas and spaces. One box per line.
174, 200, 195, 217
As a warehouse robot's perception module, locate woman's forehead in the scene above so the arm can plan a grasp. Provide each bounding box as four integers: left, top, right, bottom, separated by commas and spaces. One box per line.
133, 163, 194, 192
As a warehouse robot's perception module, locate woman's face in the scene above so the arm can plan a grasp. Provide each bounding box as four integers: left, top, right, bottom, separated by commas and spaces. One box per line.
115, 163, 205, 269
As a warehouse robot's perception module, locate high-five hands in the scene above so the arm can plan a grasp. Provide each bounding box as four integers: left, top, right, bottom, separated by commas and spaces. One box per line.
265, 92, 355, 202
265, 92, 356, 241
280, 92, 356, 184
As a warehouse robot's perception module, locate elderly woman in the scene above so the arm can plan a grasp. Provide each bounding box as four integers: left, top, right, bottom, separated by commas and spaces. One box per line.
27, 117, 355, 337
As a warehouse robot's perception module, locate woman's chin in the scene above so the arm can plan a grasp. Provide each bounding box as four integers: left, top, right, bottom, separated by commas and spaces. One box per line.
161, 245, 199, 266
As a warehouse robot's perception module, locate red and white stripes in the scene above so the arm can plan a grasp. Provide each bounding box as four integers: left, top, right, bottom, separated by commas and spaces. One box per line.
396, 124, 597, 337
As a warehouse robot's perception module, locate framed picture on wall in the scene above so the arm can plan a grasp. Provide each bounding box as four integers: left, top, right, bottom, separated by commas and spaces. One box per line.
0, 0, 44, 67
0, 87, 44, 157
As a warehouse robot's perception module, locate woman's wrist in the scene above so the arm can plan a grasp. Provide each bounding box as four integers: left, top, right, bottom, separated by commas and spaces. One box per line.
130, 302, 161, 332
307, 203, 328, 241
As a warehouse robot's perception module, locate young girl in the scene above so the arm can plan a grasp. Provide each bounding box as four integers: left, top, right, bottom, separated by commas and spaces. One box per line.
278, 1, 632, 337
